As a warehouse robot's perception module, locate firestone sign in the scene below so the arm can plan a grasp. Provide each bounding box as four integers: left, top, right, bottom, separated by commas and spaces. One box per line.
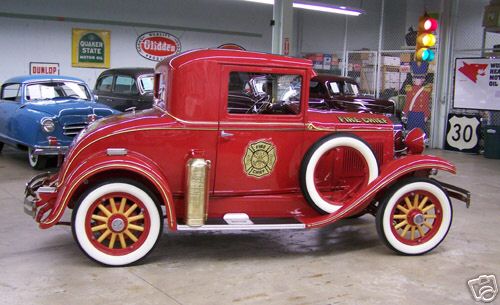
72, 28, 110, 68
136, 31, 181, 61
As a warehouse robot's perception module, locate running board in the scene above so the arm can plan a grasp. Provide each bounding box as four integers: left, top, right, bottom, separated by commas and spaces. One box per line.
177, 215, 305, 231
177, 223, 305, 231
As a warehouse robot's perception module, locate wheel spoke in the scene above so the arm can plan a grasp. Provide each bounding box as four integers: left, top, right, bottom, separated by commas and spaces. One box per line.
124, 229, 138, 242
128, 224, 144, 232
424, 214, 437, 219
110, 198, 118, 213
128, 214, 145, 223
422, 204, 435, 213
91, 224, 108, 232
396, 204, 409, 214
404, 197, 413, 209
91, 214, 108, 223
118, 197, 127, 213
410, 226, 416, 240
118, 233, 127, 248
97, 229, 112, 243
413, 194, 419, 209
416, 224, 425, 237
124, 203, 138, 217
400, 224, 411, 237
394, 220, 408, 230
393, 214, 407, 219
418, 196, 429, 210
109, 233, 117, 249
98, 204, 112, 217
423, 221, 433, 229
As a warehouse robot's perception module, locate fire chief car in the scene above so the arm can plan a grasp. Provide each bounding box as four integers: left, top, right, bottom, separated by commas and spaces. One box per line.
25, 49, 470, 266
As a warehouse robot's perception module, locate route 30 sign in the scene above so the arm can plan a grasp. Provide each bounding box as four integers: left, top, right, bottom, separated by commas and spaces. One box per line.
445, 114, 481, 153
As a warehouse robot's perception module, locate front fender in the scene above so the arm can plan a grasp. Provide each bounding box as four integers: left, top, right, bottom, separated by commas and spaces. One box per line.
300, 154, 456, 228
39, 150, 176, 230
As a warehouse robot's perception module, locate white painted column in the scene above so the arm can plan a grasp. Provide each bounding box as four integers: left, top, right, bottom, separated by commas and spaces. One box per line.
272, 0, 294, 55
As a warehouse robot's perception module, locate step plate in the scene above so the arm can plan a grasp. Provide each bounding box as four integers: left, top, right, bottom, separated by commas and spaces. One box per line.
177, 218, 305, 231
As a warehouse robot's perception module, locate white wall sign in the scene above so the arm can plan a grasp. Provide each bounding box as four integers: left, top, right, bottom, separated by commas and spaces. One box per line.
136, 31, 181, 62
454, 58, 500, 111
445, 114, 480, 153
29, 62, 59, 75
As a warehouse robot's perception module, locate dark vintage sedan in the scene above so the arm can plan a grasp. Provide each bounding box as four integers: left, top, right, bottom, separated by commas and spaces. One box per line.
309, 75, 397, 114
0, 75, 118, 169
94, 68, 154, 112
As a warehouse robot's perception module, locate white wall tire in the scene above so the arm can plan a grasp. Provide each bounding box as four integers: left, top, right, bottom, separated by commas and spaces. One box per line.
28, 147, 47, 169
72, 181, 162, 266
376, 178, 452, 255
300, 133, 379, 213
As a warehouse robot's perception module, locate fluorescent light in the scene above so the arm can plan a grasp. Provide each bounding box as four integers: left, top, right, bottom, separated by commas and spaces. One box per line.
243, 0, 363, 16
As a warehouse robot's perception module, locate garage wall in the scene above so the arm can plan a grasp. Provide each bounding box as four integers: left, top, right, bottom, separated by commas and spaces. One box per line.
0, 0, 273, 86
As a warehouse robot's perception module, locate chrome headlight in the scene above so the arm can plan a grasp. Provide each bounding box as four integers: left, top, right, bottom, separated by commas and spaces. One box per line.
41, 118, 55, 133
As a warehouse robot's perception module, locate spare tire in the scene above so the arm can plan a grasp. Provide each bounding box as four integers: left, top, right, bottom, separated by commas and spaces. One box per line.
300, 133, 379, 214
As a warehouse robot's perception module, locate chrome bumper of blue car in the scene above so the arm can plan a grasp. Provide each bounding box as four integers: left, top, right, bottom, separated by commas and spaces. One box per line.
33, 146, 69, 156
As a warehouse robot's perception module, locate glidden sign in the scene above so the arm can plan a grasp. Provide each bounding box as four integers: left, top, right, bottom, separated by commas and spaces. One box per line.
136, 31, 181, 61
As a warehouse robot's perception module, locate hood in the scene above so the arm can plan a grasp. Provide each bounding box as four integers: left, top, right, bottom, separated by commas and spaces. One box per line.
25, 99, 117, 117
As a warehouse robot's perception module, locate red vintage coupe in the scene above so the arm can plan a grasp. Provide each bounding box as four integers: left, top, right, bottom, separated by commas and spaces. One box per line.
25, 49, 469, 266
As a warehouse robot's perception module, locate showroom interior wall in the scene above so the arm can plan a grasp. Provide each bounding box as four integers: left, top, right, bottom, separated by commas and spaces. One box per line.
0, 0, 274, 86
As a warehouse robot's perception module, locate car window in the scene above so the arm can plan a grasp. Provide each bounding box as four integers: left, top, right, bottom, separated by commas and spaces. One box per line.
1, 83, 21, 102
328, 81, 341, 95
114, 75, 137, 94
345, 82, 359, 95
96, 75, 113, 92
227, 71, 301, 115
139, 75, 154, 92
26, 81, 91, 101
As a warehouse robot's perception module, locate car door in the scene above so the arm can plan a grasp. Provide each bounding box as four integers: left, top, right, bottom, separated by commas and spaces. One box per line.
214, 65, 307, 195
94, 74, 116, 108
110, 75, 143, 112
0, 83, 23, 145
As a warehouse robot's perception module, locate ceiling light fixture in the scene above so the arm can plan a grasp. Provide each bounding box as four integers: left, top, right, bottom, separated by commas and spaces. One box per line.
243, 0, 363, 16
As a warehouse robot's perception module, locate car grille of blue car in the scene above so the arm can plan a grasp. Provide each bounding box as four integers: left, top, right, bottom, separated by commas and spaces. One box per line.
63, 123, 89, 137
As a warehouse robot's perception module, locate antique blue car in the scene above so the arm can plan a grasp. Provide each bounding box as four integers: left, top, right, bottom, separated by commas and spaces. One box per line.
0, 75, 119, 169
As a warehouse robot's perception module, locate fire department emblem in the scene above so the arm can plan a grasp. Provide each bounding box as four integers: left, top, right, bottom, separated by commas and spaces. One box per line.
243, 140, 277, 178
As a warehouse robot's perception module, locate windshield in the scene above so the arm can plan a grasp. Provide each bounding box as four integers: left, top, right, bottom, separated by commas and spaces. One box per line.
139, 75, 154, 92
26, 81, 91, 101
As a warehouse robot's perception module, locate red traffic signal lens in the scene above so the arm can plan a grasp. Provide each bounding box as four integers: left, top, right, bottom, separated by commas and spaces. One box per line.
418, 17, 438, 31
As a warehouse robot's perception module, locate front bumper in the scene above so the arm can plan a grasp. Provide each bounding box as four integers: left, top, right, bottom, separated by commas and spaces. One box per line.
435, 179, 471, 208
33, 145, 69, 156
24, 172, 58, 222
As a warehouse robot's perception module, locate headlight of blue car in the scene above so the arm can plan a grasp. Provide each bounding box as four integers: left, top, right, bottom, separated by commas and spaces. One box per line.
41, 118, 55, 133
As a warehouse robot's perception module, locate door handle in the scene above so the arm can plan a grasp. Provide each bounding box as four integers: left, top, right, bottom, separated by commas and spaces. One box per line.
220, 130, 234, 138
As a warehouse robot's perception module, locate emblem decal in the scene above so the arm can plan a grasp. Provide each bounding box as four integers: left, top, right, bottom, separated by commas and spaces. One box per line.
243, 140, 277, 178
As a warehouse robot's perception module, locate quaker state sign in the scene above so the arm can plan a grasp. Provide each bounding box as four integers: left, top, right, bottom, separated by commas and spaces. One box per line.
72, 28, 110, 68
243, 140, 277, 178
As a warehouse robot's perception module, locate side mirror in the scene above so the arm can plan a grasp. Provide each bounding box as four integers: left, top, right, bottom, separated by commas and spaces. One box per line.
94, 94, 99, 101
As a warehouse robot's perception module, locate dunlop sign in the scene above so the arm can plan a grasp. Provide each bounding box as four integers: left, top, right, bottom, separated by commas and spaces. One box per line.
72, 28, 110, 68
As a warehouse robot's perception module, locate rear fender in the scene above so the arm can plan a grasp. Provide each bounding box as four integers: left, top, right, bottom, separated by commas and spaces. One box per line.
300, 154, 456, 228
39, 151, 176, 230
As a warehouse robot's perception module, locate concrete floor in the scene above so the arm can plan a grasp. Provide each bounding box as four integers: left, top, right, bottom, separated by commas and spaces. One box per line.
0, 145, 498, 305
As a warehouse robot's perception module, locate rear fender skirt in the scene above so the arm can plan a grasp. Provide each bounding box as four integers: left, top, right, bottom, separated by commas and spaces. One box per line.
39, 152, 176, 230
298, 155, 456, 228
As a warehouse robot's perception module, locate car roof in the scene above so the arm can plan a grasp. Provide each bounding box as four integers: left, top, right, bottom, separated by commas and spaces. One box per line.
4, 75, 86, 84
98, 67, 154, 78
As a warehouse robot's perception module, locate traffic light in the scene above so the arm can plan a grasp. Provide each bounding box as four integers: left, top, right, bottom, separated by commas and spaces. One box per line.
415, 14, 438, 62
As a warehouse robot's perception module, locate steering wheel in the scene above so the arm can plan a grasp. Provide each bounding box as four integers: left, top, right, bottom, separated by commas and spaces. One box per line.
246, 95, 272, 114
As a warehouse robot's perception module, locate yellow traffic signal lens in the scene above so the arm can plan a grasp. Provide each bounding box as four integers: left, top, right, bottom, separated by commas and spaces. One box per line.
417, 33, 436, 47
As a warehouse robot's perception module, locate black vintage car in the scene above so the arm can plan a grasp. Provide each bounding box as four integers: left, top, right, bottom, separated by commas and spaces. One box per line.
309, 75, 397, 114
93, 68, 154, 112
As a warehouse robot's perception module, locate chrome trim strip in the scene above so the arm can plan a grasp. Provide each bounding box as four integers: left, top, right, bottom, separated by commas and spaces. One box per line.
177, 223, 305, 231
38, 186, 57, 193
34, 146, 69, 156
106, 148, 128, 156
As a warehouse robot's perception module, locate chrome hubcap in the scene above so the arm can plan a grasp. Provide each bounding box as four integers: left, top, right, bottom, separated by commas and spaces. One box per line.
111, 218, 125, 232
